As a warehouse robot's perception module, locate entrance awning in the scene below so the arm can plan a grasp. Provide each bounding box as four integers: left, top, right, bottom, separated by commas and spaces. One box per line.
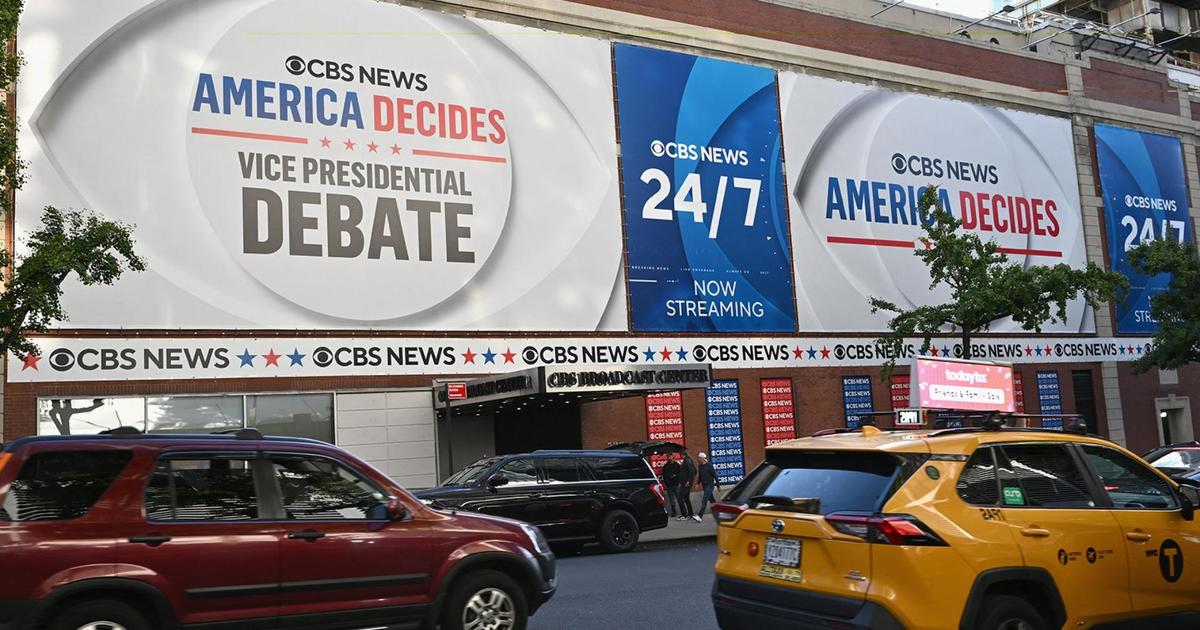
433, 363, 712, 417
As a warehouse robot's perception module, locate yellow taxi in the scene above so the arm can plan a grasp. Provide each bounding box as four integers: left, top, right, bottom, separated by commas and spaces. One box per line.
711, 423, 1200, 630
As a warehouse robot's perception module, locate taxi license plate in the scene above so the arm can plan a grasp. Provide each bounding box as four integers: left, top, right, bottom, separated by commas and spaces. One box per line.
763, 536, 801, 567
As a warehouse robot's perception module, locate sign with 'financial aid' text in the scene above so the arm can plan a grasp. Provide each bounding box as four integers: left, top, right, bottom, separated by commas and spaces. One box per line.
616, 44, 795, 333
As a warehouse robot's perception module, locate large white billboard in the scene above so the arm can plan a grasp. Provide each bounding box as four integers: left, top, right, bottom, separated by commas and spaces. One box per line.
782, 73, 1092, 333
19, 0, 625, 330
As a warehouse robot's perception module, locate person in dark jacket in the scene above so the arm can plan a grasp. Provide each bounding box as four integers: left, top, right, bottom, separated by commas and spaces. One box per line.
660, 456, 682, 517
696, 451, 720, 521
677, 452, 695, 520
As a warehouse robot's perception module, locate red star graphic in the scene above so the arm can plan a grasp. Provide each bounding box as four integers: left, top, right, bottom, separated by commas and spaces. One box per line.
462, 348, 477, 364
659, 347, 673, 361
1127, 345, 1135, 354
819, 346, 831, 359
793, 346, 804, 359
1044, 346, 1053, 357
21, 354, 40, 371
390, 144, 401, 155
263, 349, 281, 367
343, 139, 355, 150
502, 348, 516, 364
319, 136, 331, 148
367, 142, 378, 153
1025, 346, 1033, 356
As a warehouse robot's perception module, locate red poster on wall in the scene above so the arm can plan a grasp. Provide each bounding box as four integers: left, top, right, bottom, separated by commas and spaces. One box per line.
1013, 372, 1025, 413
760, 378, 796, 446
890, 374, 911, 409
646, 391, 684, 476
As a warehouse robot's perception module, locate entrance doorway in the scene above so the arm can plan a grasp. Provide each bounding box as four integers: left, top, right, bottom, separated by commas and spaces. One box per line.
1156, 396, 1194, 445
493, 400, 582, 454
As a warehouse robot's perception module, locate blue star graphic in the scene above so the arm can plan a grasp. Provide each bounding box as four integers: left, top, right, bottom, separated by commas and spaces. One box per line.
482, 348, 497, 364
1119, 345, 1126, 355
1034, 346, 1043, 356
1136, 345, 1144, 354
237, 349, 255, 367
941, 346, 951, 357
643, 347, 656, 362
675, 347, 688, 361
287, 348, 305, 366
806, 346, 817, 359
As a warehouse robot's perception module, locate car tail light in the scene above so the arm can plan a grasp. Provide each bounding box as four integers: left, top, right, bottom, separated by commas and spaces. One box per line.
711, 502, 746, 524
650, 482, 665, 506
825, 513, 947, 546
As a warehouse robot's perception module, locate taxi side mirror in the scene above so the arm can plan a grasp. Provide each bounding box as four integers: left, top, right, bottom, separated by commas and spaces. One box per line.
1178, 484, 1199, 521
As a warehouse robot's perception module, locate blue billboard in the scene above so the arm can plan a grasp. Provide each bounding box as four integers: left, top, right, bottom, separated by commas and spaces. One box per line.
705, 379, 745, 485
1094, 124, 1193, 334
614, 44, 795, 332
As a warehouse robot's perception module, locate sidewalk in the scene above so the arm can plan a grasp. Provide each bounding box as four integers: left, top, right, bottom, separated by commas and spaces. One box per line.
640, 491, 720, 545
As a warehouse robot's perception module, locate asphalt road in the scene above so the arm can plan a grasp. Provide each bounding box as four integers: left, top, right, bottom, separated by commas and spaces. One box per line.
529, 540, 719, 630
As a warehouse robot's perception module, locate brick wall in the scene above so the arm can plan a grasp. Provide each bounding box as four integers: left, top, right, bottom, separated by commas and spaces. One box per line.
1082, 59, 1180, 116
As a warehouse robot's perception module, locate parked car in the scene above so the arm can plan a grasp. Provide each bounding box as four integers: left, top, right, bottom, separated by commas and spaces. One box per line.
1144, 441, 1200, 485
0, 427, 555, 630
605, 440, 686, 460
712, 423, 1200, 629
416, 450, 668, 553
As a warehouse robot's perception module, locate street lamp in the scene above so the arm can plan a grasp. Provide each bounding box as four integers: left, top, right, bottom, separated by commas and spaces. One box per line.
950, 5, 1016, 36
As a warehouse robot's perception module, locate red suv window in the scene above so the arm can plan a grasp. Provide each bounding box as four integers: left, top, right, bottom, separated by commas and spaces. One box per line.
1, 451, 132, 521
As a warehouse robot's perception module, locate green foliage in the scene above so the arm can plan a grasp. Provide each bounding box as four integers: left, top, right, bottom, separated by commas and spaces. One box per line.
871, 187, 1127, 372
0, 0, 145, 361
1128, 238, 1200, 373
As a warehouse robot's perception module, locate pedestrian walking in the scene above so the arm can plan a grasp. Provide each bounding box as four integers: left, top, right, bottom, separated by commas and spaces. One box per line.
660, 455, 681, 517
696, 452, 720, 520
677, 451, 695, 520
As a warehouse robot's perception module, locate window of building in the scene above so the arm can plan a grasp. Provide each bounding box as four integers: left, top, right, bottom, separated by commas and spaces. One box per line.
37, 393, 335, 443
144, 456, 258, 521
37, 398, 146, 436
1, 451, 132, 521
146, 395, 243, 433
271, 455, 388, 520
249, 394, 334, 442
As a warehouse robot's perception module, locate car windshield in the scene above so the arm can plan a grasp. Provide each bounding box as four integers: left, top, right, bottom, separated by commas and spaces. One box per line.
1149, 449, 1200, 475
442, 459, 497, 486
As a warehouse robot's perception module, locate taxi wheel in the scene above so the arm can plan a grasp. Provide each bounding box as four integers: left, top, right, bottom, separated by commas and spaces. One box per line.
976, 594, 1048, 630
598, 509, 639, 553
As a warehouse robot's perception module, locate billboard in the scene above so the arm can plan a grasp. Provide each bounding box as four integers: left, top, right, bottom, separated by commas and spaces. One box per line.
614, 44, 795, 333
1094, 124, 1193, 334
913, 357, 1015, 413
19, 0, 625, 331
760, 378, 797, 445
781, 73, 1090, 333
705, 380, 745, 485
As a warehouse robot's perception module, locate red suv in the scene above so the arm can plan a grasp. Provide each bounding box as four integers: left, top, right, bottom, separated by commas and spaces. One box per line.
0, 427, 556, 630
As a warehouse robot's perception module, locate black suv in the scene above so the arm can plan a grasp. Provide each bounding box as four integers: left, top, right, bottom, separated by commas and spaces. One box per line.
415, 450, 668, 553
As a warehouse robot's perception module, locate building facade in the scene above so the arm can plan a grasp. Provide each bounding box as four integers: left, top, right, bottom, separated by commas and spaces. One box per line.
6, 0, 1199, 487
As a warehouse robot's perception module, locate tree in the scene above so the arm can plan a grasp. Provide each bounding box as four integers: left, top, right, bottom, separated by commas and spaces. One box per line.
1127, 238, 1200, 373
0, 0, 145, 361
871, 187, 1127, 371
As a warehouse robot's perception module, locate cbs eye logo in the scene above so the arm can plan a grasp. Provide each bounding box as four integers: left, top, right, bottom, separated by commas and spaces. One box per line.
48, 348, 75, 371
312, 346, 334, 368
285, 55, 306, 75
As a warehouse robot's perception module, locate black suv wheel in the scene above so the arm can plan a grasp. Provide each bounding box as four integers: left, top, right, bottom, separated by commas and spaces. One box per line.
441, 569, 529, 630
49, 599, 150, 630
976, 594, 1048, 630
598, 509, 639, 553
